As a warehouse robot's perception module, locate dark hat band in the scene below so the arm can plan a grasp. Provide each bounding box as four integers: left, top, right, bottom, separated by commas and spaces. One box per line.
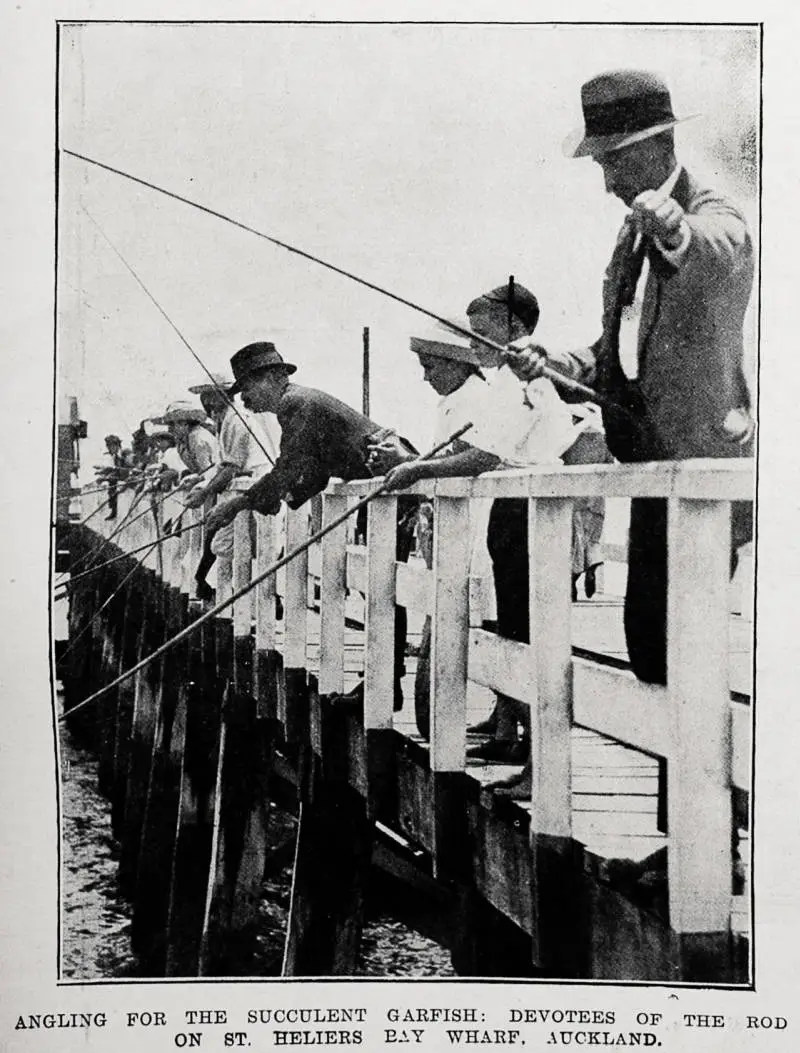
583, 90, 674, 139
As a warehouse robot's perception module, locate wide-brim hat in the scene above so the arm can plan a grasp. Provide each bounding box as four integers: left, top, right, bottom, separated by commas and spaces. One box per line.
188, 372, 234, 396
229, 341, 297, 395
410, 332, 483, 369
563, 69, 697, 159
151, 400, 210, 425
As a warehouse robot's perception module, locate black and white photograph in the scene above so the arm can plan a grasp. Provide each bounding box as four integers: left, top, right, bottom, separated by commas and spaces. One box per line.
51, 20, 758, 985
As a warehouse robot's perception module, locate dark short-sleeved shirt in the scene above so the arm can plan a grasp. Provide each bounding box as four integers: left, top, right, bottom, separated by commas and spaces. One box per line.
244, 384, 383, 515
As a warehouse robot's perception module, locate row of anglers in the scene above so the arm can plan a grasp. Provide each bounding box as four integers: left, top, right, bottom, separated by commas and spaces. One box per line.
89, 279, 616, 799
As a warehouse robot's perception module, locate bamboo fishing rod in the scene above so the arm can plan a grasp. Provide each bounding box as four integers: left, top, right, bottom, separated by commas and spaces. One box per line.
53, 516, 204, 597
55, 486, 150, 582
60, 422, 473, 722
63, 149, 618, 412
80, 205, 276, 468
62, 484, 176, 580
59, 528, 174, 662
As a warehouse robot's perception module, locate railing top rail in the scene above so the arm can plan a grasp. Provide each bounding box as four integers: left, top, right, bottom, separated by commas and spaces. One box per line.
327, 457, 754, 502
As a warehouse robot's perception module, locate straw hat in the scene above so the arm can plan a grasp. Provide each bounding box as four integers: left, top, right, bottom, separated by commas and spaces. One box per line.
151, 400, 209, 425
187, 372, 234, 395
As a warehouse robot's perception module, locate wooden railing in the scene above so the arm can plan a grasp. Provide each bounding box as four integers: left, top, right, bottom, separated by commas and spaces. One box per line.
77, 457, 753, 961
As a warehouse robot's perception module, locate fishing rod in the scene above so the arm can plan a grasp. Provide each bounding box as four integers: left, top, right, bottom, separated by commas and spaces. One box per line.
53, 516, 204, 597
63, 485, 168, 579
80, 205, 276, 468
59, 421, 473, 722
55, 486, 148, 583
59, 527, 174, 662
63, 150, 614, 412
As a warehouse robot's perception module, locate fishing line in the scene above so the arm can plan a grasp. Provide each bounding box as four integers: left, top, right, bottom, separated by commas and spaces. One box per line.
64, 150, 616, 411
80, 204, 276, 468
60, 422, 473, 721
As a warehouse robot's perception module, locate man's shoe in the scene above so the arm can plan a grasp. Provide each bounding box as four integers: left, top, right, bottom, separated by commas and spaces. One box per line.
467, 738, 528, 764
327, 681, 364, 714
488, 762, 532, 798
467, 708, 498, 736
195, 579, 215, 602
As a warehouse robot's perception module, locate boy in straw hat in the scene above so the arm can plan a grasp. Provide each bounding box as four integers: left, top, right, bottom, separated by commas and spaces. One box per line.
381, 318, 578, 773
154, 400, 218, 481
504, 68, 754, 687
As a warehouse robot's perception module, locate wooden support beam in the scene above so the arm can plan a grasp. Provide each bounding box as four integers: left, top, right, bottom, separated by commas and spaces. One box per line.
666, 497, 734, 978
527, 497, 588, 976
282, 753, 372, 976
430, 495, 471, 880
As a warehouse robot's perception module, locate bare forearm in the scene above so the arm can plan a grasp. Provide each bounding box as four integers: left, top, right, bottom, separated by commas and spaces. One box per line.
415, 448, 500, 479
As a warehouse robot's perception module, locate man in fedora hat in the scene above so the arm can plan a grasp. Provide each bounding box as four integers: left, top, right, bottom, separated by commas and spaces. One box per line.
205, 340, 416, 709
184, 373, 280, 600
505, 68, 754, 686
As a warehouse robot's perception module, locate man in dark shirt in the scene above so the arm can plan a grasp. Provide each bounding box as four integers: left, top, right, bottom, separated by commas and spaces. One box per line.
206, 342, 415, 708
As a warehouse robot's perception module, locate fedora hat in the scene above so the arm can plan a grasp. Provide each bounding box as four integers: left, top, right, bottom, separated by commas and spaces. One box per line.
228, 342, 297, 395
563, 69, 697, 159
188, 372, 234, 395
152, 400, 210, 425
410, 334, 483, 368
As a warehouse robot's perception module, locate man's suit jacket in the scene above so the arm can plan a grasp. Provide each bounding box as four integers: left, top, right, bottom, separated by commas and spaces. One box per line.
245, 383, 384, 515
557, 168, 754, 460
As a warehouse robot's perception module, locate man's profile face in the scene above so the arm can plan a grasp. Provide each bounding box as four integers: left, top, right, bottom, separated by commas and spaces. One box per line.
418, 353, 472, 397
594, 139, 659, 206
240, 370, 285, 413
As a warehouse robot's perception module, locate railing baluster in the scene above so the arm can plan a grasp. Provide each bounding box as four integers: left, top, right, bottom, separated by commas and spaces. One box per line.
283, 507, 309, 670
528, 495, 582, 973
232, 509, 253, 644
666, 496, 733, 978
429, 495, 471, 881
364, 496, 397, 730
430, 495, 471, 771
529, 496, 574, 837
254, 513, 277, 654
319, 495, 348, 697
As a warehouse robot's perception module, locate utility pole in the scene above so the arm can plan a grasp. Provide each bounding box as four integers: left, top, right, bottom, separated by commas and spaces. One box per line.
362, 326, 370, 417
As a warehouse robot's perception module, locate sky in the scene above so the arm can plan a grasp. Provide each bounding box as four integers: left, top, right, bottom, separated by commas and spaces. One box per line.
57, 21, 760, 468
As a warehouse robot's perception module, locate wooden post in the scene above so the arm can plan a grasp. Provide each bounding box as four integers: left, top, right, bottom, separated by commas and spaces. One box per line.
363, 495, 398, 814
283, 507, 309, 744
362, 326, 370, 417
364, 496, 397, 730
666, 497, 733, 981
254, 513, 282, 723
527, 496, 588, 977
429, 495, 471, 880
318, 494, 348, 699
232, 509, 253, 661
